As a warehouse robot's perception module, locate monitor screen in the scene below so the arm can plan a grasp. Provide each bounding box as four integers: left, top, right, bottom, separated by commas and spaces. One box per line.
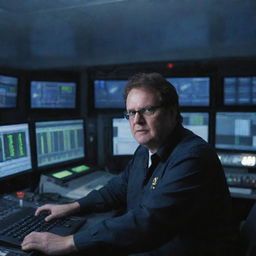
35, 120, 85, 167
182, 112, 209, 142
31, 81, 76, 109
0, 74, 18, 108
0, 123, 32, 179
94, 80, 127, 108
224, 76, 256, 105
112, 118, 138, 155
215, 112, 256, 151
167, 77, 210, 106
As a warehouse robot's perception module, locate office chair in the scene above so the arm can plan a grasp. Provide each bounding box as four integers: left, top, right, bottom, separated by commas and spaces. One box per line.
240, 203, 256, 256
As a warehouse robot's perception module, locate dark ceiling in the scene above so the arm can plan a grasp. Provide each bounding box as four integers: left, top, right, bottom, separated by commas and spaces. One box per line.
0, 0, 255, 70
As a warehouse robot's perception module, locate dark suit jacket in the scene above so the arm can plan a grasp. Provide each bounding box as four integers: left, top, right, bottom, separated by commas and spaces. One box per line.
74, 125, 238, 255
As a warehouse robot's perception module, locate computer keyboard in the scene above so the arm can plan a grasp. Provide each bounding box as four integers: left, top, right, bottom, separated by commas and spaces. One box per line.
0, 198, 20, 221
0, 206, 86, 248
0, 245, 33, 256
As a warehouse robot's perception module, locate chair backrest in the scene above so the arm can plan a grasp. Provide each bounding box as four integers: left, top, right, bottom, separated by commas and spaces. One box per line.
240, 203, 256, 256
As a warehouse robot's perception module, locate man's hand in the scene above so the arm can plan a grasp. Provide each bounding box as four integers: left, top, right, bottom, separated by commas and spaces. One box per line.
35, 202, 80, 222
21, 232, 77, 255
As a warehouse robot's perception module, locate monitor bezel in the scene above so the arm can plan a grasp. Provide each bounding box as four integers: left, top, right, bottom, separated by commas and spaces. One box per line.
33, 118, 87, 172
0, 73, 19, 109
166, 76, 211, 107
93, 79, 128, 110
222, 75, 256, 107
215, 111, 256, 153
29, 79, 79, 110
97, 112, 135, 173
0, 121, 33, 182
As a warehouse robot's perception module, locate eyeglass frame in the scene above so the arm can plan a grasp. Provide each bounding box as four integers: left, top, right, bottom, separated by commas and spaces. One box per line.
124, 105, 163, 120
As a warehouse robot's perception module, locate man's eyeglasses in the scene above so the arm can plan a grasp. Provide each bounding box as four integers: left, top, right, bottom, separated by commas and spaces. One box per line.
124, 105, 163, 120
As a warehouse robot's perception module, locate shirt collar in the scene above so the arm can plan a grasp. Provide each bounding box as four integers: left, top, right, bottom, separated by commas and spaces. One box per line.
148, 151, 153, 166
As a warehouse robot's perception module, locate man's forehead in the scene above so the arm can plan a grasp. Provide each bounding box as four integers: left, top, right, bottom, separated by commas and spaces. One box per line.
127, 87, 161, 99
126, 88, 161, 108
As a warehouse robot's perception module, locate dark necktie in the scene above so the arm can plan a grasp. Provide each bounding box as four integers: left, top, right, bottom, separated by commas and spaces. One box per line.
144, 154, 159, 185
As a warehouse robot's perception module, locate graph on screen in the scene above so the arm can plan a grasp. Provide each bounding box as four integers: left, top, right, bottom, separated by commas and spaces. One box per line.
35, 120, 85, 167
0, 123, 32, 179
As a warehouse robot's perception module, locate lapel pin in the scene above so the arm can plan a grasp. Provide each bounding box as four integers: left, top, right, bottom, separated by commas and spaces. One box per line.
151, 177, 159, 189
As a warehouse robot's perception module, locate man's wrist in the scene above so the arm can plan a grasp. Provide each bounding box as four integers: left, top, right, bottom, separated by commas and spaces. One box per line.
69, 202, 80, 214
65, 235, 78, 253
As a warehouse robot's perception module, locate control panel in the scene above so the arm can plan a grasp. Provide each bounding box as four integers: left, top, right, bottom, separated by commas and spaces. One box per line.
218, 152, 256, 199
225, 173, 256, 189
218, 152, 256, 168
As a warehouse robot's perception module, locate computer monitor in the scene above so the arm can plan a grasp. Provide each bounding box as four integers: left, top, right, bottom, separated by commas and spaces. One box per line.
0, 74, 18, 108
182, 112, 209, 142
30, 81, 76, 109
224, 76, 256, 105
167, 77, 210, 106
112, 118, 138, 155
94, 80, 127, 108
35, 119, 85, 167
215, 112, 256, 151
0, 123, 32, 179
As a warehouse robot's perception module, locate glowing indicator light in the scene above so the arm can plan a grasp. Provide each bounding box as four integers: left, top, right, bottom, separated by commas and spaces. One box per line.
166, 63, 174, 69
241, 156, 256, 167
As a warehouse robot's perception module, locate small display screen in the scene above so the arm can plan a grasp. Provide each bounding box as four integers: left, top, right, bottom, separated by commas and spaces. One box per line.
35, 120, 85, 167
167, 77, 210, 106
112, 118, 138, 155
216, 112, 256, 151
182, 112, 209, 142
0, 74, 18, 108
224, 76, 256, 105
52, 170, 73, 179
0, 123, 32, 179
31, 81, 76, 109
71, 165, 90, 173
94, 80, 127, 108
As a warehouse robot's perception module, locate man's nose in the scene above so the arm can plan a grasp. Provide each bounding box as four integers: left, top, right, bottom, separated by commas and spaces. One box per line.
133, 112, 145, 123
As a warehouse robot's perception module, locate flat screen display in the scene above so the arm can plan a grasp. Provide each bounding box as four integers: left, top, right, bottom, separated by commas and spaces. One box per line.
0, 123, 32, 179
215, 112, 256, 151
112, 118, 138, 155
167, 77, 210, 106
182, 112, 209, 142
31, 81, 76, 109
35, 120, 85, 167
224, 76, 256, 105
94, 80, 127, 108
0, 74, 18, 108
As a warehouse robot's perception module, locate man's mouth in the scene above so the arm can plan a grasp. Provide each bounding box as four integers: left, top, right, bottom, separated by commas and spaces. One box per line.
135, 129, 148, 133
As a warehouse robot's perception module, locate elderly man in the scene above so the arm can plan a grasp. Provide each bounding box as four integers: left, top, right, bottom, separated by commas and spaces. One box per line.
22, 73, 237, 255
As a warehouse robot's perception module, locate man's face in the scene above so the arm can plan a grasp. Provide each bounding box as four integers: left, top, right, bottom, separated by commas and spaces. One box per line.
126, 87, 177, 153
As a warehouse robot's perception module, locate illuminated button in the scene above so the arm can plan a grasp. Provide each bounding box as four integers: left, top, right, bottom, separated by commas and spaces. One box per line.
71, 165, 90, 173
52, 170, 73, 179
